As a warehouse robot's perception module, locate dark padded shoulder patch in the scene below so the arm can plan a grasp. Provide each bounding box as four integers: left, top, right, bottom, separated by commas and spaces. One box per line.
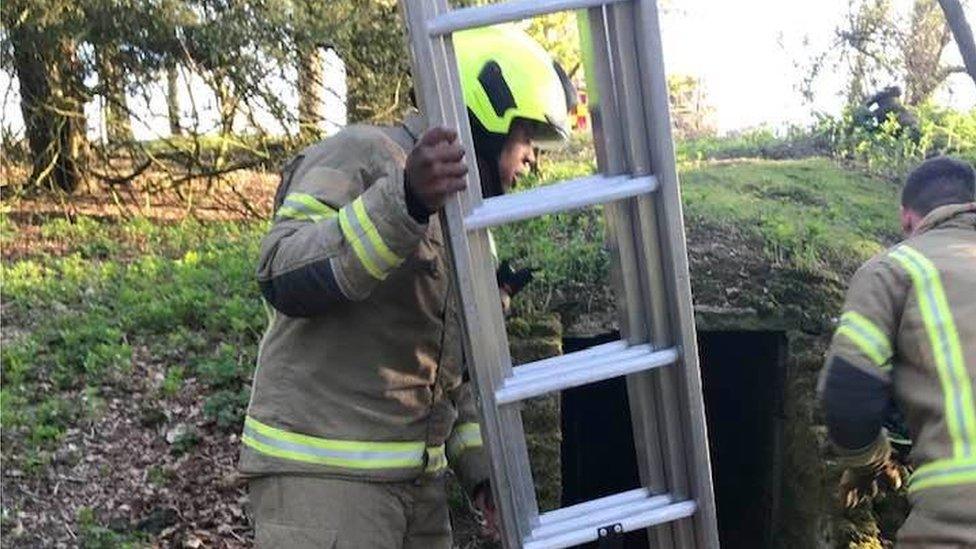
478, 61, 517, 117
260, 258, 346, 317
823, 356, 891, 450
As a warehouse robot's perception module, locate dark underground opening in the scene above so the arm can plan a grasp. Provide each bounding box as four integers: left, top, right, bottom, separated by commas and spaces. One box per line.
560, 330, 786, 549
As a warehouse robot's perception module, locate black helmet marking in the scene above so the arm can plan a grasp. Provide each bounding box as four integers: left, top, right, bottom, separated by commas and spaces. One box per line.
553, 61, 578, 111
477, 61, 517, 117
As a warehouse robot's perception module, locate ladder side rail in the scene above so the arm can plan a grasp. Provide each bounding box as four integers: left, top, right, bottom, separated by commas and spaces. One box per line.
604, 3, 688, 546
436, 30, 546, 544
580, 6, 645, 347
630, 0, 720, 545
610, 0, 697, 531
433, 18, 544, 547
580, 9, 675, 548
580, 3, 669, 485
399, 3, 538, 546
427, 0, 629, 37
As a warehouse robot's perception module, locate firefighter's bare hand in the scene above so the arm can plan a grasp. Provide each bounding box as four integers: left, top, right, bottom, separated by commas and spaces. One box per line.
405, 126, 468, 213
473, 483, 500, 542
839, 460, 905, 508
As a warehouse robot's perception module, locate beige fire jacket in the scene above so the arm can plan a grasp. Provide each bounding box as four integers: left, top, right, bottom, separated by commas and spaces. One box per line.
239, 114, 489, 495
820, 202, 976, 497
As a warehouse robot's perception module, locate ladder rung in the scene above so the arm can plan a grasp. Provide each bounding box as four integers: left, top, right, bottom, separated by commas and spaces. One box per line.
463, 174, 657, 230
496, 346, 678, 404
524, 494, 697, 549
513, 339, 626, 378
538, 488, 651, 525
427, 0, 629, 37
532, 494, 670, 538
514, 344, 653, 383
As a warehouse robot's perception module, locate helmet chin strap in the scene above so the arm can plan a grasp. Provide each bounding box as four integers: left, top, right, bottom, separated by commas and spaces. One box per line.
478, 155, 504, 198
469, 110, 507, 198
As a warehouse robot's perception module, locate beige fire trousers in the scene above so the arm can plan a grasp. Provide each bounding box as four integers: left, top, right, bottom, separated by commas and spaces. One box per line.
897, 484, 976, 548
248, 475, 452, 549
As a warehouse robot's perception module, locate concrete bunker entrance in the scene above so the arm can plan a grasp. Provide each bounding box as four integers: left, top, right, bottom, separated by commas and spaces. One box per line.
559, 330, 787, 548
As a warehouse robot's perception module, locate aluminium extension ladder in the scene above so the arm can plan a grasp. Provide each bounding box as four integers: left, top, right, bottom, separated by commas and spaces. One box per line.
399, 1, 719, 547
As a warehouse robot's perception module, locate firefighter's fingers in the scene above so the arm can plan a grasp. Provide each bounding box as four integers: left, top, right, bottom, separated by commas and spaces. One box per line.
431, 160, 468, 179
429, 141, 466, 163
419, 126, 458, 147
440, 177, 468, 194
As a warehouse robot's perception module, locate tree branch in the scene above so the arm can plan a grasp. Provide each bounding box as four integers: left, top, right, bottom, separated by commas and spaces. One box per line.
938, 0, 976, 87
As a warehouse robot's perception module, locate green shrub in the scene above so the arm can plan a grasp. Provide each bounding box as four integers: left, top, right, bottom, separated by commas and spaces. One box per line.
817, 104, 976, 178
203, 388, 250, 431
76, 507, 147, 549
196, 343, 252, 390
161, 366, 186, 397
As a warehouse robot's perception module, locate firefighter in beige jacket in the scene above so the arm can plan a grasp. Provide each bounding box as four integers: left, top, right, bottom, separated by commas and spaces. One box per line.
820, 156, 976, 547
240, 26, 575, 548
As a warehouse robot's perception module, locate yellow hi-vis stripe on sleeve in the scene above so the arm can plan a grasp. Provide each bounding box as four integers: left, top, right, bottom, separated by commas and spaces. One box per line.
242, 416, 427, 469
909, 457, 976, 492
338, 197, 405, 280
339, 205, 385, 280
837, 311, 893, 368
287, 193, 336, 217
352, 198, 402, 268
890, 245, 976, 459
447, 422, 484, 460
276, 193, 337, 222
425, 445, 448, 473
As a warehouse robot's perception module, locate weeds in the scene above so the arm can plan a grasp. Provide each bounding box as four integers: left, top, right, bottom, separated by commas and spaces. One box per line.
1, 217, 265, 469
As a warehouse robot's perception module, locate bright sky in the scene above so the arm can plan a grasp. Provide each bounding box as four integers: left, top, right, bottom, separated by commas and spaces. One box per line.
659, 0, 975, 133
1, 1, 974, 141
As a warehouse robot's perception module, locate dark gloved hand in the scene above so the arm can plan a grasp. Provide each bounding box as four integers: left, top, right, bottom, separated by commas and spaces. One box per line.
472, 482, 500, 542
883, 406, 914, 462
839, 458, 906, 509
403, 126, 468, 218
496, 260, 536, 297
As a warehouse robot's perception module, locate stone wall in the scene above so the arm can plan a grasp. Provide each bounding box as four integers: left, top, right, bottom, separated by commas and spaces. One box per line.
507, 314, 564, 512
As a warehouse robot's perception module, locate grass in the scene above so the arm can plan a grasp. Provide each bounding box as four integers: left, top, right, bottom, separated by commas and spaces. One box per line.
681, 158, 901, 271
1, 216, 267, 471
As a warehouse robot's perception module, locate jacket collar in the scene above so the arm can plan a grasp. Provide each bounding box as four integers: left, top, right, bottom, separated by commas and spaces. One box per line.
915, 202, 976, 235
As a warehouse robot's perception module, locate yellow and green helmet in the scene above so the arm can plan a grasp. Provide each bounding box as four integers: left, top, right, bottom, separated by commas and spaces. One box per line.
454, 25, 574, 147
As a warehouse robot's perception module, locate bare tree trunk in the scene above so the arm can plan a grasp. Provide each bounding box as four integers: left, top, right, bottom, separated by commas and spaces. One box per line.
213, 75, 238, 171
51, 41, 89, 192
938, 0, 976, 87
214, 76, 238, 137
10, 27, 86, 192
904, 0, 953, 105
846, 53, 868, 105
298, 47, 324, 140
166, 62, 183, 137
96, 43, 134, 144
